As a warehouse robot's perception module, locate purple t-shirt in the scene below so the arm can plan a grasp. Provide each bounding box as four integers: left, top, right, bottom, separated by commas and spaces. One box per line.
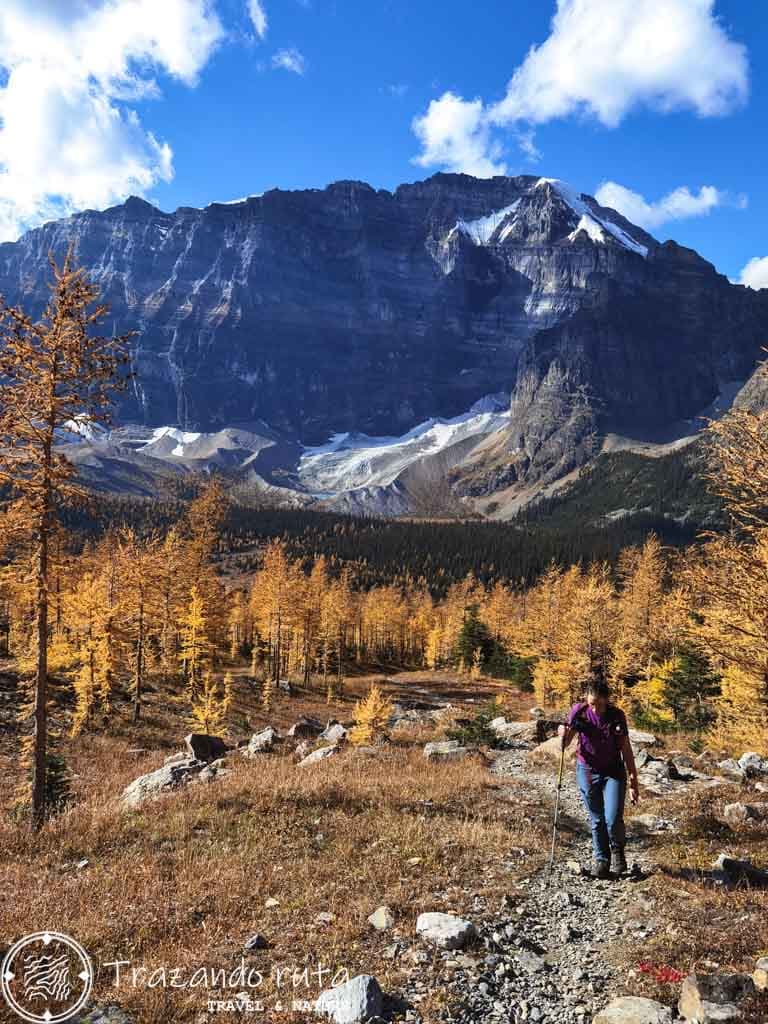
567, 702, 628, 777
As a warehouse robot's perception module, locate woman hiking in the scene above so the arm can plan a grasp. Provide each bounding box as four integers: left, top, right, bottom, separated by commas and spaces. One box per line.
558, 678, 640, 879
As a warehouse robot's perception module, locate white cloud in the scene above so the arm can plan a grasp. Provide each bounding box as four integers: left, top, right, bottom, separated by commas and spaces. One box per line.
247, 0, 268, 39
413, 0, 748, 174
0, 0, 224, 241
412, 92, 506, 178
272, 47, 306, 74
594, 181, 727, 229
740, 257, 768, 291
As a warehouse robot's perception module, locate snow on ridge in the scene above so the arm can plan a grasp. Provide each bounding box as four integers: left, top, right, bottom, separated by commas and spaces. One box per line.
454, 201, 520, 245
535, 177, 648, 257
299, 394, 511, 494
139, 426, 203, 457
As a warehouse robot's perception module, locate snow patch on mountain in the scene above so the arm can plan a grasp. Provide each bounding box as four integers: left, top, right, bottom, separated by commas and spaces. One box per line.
298, 393, 511, 494
537, 178, 648, 257
454, 202, 521, 245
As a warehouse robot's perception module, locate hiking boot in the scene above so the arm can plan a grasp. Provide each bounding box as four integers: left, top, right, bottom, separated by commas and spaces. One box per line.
591, 857, 610, 880
611, 846, 628, 875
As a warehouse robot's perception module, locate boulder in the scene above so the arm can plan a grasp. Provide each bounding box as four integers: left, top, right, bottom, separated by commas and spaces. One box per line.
593, 996, 673, 1024
531, 735, 575, 762
297, 745, 340, 768
244, 726, 279, 755
288, 717, 324, 739
718, 759, 747, 783
630, 814, 676, 835
184, 733, 227, 762
163, 751, 189, 766
529, 706, 545, 718
416, 911, 475, 950
320, 721, 349, 744
122, 759, 204, 807
628, 729, 658, 748
753, 957, 768, 991
315, 974, 384, 1024
367, 906, 395, 931
721, 802, 768, 826
423, 740, 468, 762
678, 974, 755, 1023
489, 718, 541, 744
244, 933, 270, 951
713, 853, 768, 886
738, 752, 768, 777
74, 1007, 134, 1024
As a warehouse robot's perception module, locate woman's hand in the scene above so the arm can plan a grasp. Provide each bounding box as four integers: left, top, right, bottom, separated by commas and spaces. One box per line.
629, 775, 640, 804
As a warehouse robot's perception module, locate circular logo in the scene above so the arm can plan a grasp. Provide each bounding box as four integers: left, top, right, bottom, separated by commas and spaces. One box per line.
1, 931, 93, 1023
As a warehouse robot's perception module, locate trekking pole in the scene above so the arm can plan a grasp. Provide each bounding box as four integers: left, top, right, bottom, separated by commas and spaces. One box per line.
545, 740, 567, 887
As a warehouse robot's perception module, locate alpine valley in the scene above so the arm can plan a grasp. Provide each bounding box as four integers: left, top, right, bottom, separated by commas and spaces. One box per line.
3, 172, 767, 519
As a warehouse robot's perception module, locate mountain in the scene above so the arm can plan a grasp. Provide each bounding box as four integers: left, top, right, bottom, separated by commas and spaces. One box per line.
1, 173, 766, 516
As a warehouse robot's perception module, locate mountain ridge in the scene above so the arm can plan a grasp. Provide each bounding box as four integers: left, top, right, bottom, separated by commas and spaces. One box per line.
1, 172, 766, 517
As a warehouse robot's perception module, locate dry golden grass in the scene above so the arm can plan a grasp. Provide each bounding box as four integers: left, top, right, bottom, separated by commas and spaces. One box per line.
0, 671, 545, 1024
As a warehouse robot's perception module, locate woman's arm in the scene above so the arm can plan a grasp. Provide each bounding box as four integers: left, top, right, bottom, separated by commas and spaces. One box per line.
620, 735, 640, 804
557, 723, 577, 747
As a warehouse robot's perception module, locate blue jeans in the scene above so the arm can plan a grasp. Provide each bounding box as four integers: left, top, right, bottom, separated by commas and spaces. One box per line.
576, 763, 626, 863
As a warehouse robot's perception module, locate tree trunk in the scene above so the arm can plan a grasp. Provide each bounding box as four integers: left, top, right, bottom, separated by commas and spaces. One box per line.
32, 505, 49, 829
134, 598, 144, 721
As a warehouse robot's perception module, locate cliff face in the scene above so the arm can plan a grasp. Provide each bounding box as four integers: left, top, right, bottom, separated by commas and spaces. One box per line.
0, 173, 766, 492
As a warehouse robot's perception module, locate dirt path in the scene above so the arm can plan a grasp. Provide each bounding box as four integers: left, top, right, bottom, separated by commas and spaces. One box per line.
428, 745, 662, 1024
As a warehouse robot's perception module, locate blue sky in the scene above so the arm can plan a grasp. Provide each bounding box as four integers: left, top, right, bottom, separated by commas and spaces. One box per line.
0, 1, 766, 284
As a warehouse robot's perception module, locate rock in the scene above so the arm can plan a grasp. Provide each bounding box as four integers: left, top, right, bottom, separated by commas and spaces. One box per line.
277, 678, 292, 693
738, 752, 768, 777
315, 974, 384, 1024
678, 974, 755, 1023
294, 740, 312, 760
718, 759, 747, 783
298, 745, 340, 768
320, 721, 349, 744
721, 802, 768, 826
164, 751, 189, 765
713, 853, 768, 886
489, 718, 540, 744
184, 733, 227, 762
630, 814, 676, 834
316, 911, 335, 924
423, 740, 468, 762
529, 707, 545, 718
264, 897, 280, 908
368, 906, 395, 931
566, 859, 586, 876
244, 726, 278, 755
628, 729, 658, 748
532, 735, 575, 762
244, 933, 270, 951
755, 782, 768, 794
593, 996, 673, 1023
416, 912, 475, 950
74, 1007, 134, 1024
288, 716, 324, 738
122, 758, 205, 806
753, 957, 768, 991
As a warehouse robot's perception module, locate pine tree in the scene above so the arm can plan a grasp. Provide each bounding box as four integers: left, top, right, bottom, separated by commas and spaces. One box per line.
180, 585, 210, 698
0, 249, 131, 825
190, 671, 227, 736
349, 684, 394, 746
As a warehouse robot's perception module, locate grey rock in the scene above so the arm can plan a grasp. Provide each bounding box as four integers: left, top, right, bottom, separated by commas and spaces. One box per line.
244, 933, 270, 951
298, 745, 340, 768
628, 730, 658, 748
738, 752, 768, 777
74, 1008, 134, 1024
245, 726, 279, 754
367, 906, 395, 931
721, 802, 768, 826
630, 814, 676, 834
678, 973, 755, 1023
423, 740, 468, 762
713, 853, 768, 886
122, 758, 205, 806
184, 733, 227, 762
320, 721, 349, 744
416, 912, 476, 949
163, 751, 189, 765
753, 958, 768, 991
316, 974, 384, 1024
718, 759, 747, 783
593, 997, 673, 1024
